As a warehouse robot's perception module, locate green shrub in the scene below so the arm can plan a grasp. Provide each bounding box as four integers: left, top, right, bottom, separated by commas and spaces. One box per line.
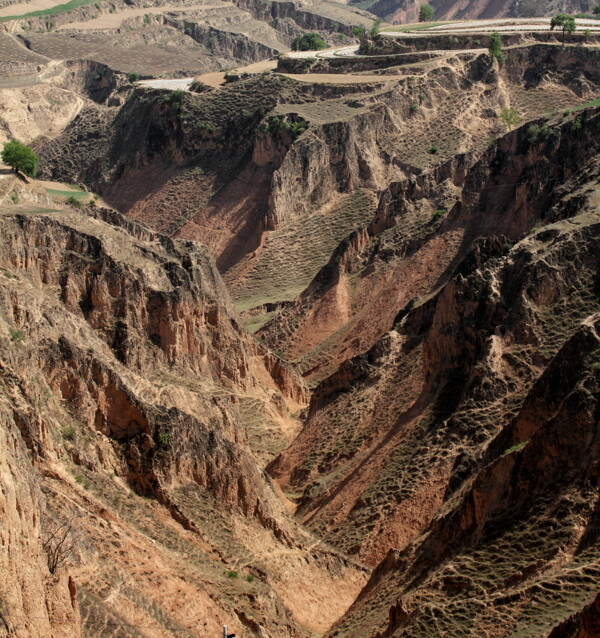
527, 123, 551, 143
62, 426, 76, 441
571, 116, 583, 132
370, 18, 382, 38
410, 103, 419, 114
428, 145, 438, 154
488, 32, 505, 64
158, 432, 170, 447
127, 72, 140, 82
431, 208, 446, 222
246, 574, 255, 582
224, 570, 239, 579
9, 328, 24, 342
66, 195, 83, 208
291, 32, 327, 51
500, 107, 522, 129
419, 4, 434, 21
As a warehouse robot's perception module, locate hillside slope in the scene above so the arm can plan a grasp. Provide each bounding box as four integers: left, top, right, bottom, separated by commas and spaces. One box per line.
0, 199, 367, 638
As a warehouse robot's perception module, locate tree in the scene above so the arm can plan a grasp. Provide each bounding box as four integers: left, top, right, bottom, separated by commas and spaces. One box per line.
550, 13, 576, 42
1, 140, 38, 177
488, 31, 505, 64
419, 4, 434, 21
593, 4, 600, 16
291, 32, 327, 51
370, 18, 382, 38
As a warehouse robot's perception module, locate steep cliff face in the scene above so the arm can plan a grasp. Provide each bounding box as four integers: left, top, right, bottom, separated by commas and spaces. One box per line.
258, 44, 600, 381
0, 202, 367, 637
267, 107, 600, 572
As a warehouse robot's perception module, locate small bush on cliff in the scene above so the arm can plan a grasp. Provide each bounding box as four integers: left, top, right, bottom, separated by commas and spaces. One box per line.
369, 18, 382, 38
162, 89, 186, 113
66, 195, 83, 208
431, 208, 446, 222
1, 140, 38, 177
488, 32, 505, 64
43, 518, 77, 574
594, 4, 600, 16
291, 32, 327, 51
527, 123, 551, 144
127, 72, 140, 82
500, 107, 522, 130
419, 4, 434, 21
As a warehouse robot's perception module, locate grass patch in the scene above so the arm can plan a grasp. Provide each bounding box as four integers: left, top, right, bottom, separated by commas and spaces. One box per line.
0, 0, 97, 22
47, 188, 90, 201
564, 97, 600, 113
503, 440, 529, 455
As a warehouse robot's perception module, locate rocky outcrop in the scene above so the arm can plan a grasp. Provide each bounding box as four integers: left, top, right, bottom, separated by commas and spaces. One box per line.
0, 203, 370, 638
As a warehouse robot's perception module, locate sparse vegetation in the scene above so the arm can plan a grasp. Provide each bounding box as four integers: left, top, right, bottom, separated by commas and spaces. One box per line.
410, 103, 419, 114
500, 107, 522, 129
66, 194, 83, 208
62, 426, 76, 441
158, 432, 170, 447
224, 570, 239, 578
527, 122, 551, 143
9, 328, 24, 342
431, 208, 447, 222
127, 72, 140, 82
266, 116, 308, 139
42, 517, 77, 574
428, 145, 438, 154
1, 140, 38, 177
